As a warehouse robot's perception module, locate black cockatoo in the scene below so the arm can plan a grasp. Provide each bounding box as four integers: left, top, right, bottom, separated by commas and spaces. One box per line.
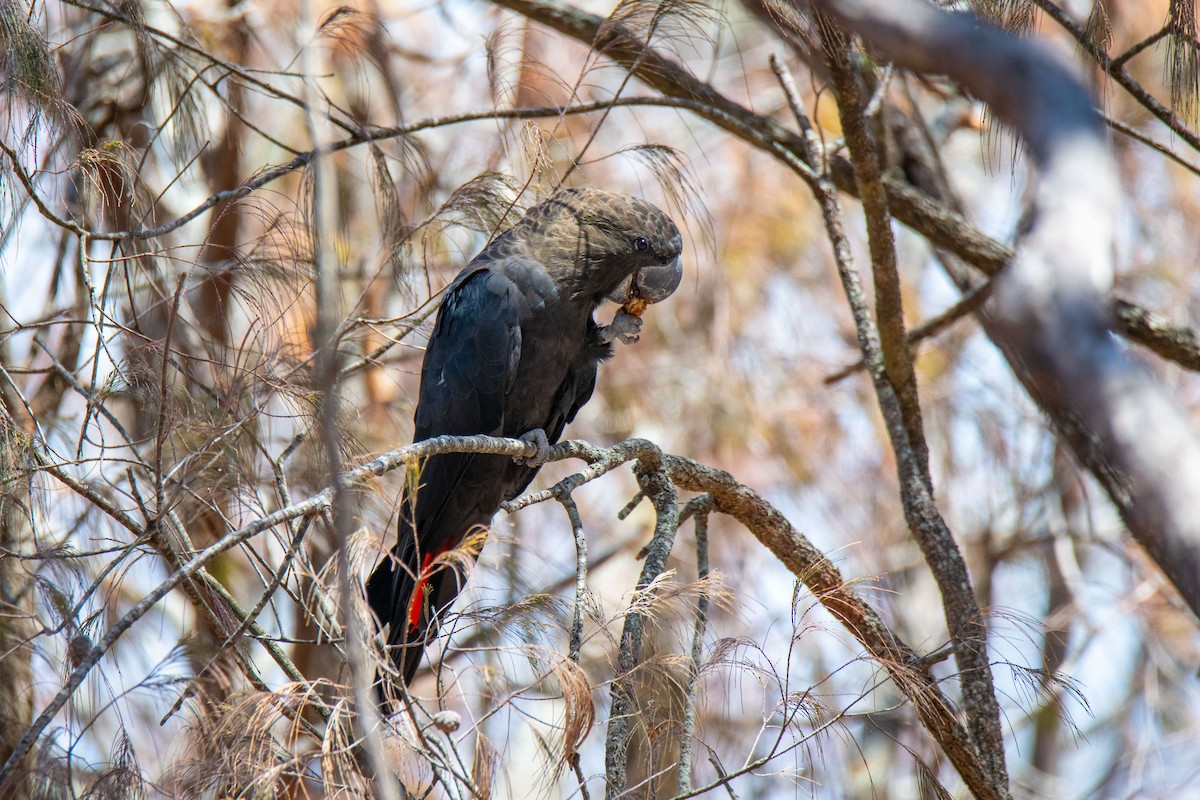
366, 188, 683, 687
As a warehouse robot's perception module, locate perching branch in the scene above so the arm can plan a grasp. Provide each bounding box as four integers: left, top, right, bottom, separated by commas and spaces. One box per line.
515, 437, 1005, 799
0, 433, 546, 788
5, 426, 1020, 797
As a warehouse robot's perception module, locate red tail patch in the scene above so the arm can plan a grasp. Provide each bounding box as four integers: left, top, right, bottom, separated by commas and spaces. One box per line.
407, 541, 453, 633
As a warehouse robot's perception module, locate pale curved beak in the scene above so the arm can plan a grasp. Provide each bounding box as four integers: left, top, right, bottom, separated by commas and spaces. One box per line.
634, 255, 684, 304
607, 255, 684, 305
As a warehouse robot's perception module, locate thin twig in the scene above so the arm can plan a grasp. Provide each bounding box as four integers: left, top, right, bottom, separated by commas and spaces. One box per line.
1032, 0, 1200, 154
1104, 114, 1200, 177
1111, 25, 1170, 69
2, 97, 754, 242
676, 496, 714, 796
557, 491, 589, 663
706, 750, 739, 800
571, 752, 593, 800
824, 276, 996, 384
153, 275, 187, 524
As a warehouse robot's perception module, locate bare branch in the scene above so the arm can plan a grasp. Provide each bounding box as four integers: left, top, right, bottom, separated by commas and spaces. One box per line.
557, 491, 589, 663
604, 444, 680, 800
819, 25, 931, 483
661, 454, 1000, 800
807, 0, 1200, 625
764, 31, 1009, 790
